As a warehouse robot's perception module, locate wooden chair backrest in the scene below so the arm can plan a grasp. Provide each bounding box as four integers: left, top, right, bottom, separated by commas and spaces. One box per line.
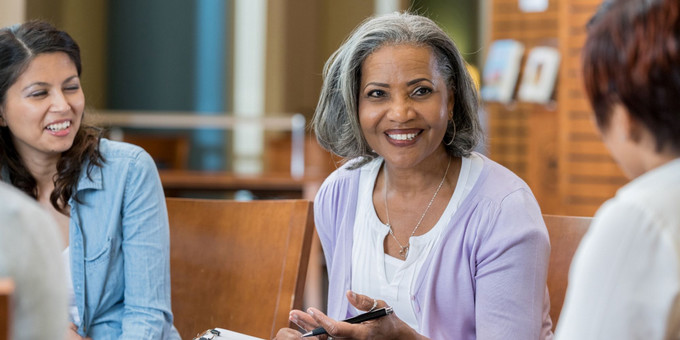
0, 279, 14, 340
544, 214, 592, 330
166, 198, 314, 340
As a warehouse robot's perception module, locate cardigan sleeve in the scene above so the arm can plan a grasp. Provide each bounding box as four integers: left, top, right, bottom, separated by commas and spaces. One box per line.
473, 188, 551, 340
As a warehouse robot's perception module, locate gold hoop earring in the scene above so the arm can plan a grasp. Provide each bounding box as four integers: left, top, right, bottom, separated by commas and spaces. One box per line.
445, 118, 456, 146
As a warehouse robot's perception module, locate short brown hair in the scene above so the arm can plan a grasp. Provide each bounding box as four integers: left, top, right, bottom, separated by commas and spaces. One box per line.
583, 0, 680, 153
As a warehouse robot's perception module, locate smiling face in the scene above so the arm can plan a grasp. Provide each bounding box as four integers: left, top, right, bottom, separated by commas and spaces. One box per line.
0, 52, 84, 162
358, 44, 453, 169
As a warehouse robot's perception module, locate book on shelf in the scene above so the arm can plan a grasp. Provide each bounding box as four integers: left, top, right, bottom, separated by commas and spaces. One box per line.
481, 39, 525, 104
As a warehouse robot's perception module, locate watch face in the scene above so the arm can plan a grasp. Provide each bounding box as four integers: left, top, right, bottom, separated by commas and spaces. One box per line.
194, 329, 220, 340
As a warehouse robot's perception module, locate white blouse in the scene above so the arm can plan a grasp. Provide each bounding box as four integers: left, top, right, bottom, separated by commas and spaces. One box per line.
351, 154, 482, 330
555, 158, 680, 339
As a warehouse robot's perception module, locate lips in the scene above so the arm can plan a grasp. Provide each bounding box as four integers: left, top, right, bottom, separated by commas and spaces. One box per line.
386, 129, 422, 141
45, 120, 71, 132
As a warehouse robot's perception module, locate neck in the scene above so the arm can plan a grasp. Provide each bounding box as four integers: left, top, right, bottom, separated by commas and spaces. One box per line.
18, 153, 59, 196
383, 151, 453, 196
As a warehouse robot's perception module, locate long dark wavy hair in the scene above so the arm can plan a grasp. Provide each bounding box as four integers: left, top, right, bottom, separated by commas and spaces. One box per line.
0, 20, 103, 214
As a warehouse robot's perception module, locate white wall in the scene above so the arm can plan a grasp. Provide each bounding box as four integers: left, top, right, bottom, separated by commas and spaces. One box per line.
0, 0, 25, 28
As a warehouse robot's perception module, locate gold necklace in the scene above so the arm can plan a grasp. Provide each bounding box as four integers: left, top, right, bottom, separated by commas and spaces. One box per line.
384, 156, 451, 259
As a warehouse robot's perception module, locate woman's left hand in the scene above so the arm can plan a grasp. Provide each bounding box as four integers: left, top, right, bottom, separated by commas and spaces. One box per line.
303, 291, 424, 340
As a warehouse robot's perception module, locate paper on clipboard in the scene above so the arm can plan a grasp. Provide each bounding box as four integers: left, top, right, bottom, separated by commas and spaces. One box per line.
204, 328, 264, 340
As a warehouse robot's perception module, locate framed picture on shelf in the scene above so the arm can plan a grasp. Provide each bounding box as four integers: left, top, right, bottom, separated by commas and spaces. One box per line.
481, 39, 525, 104
517, 46, 561, 104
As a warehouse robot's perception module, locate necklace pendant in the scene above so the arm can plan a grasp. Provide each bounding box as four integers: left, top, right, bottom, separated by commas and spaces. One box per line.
399, 246, 408, 259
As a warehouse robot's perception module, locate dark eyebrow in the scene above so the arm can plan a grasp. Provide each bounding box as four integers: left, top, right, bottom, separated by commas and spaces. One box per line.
22, 82, 49, 92
63, 75, 79, 84
363, 82, 389, 91
407, 78, 433, 86
21, 75, 79, 92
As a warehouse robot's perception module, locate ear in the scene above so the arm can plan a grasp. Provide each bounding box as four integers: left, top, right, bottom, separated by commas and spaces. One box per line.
611, 104, 642, 143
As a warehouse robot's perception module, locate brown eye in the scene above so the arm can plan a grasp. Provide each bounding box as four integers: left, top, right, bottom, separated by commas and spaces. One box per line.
28, 90, 48, 98
367, 89, 387, 98
63, 84, 80, 92
412, 87, 432, 96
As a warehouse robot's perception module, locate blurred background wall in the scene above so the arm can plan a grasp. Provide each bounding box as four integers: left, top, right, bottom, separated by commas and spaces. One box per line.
1, 0, 482, 116
0, 0, 484, 173
0, 0, 619, 216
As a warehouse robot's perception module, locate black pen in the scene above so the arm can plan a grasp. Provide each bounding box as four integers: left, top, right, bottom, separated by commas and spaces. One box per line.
301, 306, 394, 337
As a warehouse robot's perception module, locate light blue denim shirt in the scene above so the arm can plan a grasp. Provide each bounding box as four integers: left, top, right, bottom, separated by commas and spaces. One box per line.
68, 139, 180, 339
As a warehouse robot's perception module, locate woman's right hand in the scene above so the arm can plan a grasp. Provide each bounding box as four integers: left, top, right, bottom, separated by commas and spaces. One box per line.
274, 309, 329, 340
275, 291, 425, 340
65, 323, 91, 340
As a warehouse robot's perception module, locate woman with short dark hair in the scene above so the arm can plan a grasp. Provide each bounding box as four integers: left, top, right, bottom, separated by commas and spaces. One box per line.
556, 0, 680, 338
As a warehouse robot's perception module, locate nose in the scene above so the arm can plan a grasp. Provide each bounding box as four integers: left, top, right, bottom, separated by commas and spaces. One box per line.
386, 96, 414, 123
49, 91, 71, 113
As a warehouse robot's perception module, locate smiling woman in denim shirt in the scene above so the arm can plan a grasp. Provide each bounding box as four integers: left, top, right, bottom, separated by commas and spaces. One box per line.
0, 21, 180, 340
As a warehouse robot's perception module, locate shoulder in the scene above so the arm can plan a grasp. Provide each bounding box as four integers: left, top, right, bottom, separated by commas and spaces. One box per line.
470, 154, 535, 205
98, 138, 157, 171
315, 158, 366, 202
314, 158, 372, 232
613, 160, 680, 233
476, 153, 532, 195
99, 138, 149, 161
78, 139, 159, 190
457, 154, 546, 243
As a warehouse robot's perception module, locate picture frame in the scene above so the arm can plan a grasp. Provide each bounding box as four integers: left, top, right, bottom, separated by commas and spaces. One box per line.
517, 46, 561, 104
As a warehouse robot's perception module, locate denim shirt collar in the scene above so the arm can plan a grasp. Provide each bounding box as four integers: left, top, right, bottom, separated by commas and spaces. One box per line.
76, 162, 104, 192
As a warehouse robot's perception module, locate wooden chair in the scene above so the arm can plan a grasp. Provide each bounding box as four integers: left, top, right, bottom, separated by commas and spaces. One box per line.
544, 214, 592, 331
0, 279, 14, 340
166, 198, 314, 340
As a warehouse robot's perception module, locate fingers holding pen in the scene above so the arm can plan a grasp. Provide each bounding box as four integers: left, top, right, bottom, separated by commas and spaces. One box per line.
284, 292, 399, 339
346, 290, 385, 312
306, 307, 348, 338
289, 309, 319, 333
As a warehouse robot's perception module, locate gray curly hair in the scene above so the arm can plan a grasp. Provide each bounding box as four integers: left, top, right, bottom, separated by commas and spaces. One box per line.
312, 12, 482, 168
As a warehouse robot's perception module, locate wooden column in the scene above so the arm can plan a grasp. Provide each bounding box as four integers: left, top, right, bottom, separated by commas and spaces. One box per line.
557, 0, 627, 216
486, 0, 627, 216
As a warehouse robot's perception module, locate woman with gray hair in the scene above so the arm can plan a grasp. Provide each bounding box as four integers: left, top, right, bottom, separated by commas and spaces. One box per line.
276, 12, 552, 340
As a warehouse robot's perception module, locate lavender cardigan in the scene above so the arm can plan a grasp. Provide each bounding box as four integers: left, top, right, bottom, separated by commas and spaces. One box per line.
314, 153, 553, 340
